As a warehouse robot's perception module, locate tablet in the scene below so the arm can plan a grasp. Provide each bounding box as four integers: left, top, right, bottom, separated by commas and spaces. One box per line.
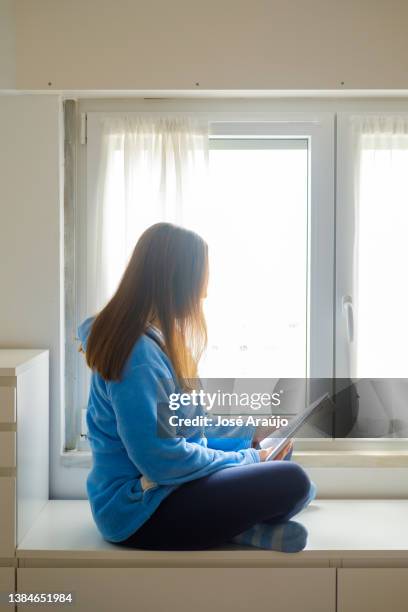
261, 392, 331, 461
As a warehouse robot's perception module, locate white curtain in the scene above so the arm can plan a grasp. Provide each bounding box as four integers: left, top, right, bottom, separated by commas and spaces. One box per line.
350, 116, 408, 437
87, 114, 209, 314
352, 115, 408, 379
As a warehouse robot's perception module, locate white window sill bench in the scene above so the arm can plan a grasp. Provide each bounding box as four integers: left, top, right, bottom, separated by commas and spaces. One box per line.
16, 499, 408, 566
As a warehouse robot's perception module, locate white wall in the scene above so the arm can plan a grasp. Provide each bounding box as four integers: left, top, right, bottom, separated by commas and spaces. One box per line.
15, 0, 408, 90
0, 0, 16, 88
0, 95, 87, 498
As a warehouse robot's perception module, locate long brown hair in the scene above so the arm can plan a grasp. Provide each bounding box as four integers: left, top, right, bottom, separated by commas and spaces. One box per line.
85, 222, 208, 383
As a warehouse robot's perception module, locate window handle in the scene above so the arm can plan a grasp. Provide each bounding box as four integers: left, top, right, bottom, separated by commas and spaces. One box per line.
342, 295, 354, 343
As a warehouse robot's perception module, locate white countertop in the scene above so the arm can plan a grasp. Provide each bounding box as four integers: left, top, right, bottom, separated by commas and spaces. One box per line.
17, 499, 408, 563
0, 349, 48, 376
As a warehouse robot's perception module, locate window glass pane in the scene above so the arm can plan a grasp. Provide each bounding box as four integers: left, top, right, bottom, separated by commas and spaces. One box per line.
185, 138, 309, 378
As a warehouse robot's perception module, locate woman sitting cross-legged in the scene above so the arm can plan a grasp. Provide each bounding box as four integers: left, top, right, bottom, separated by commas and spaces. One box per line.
78, 222, 315, 551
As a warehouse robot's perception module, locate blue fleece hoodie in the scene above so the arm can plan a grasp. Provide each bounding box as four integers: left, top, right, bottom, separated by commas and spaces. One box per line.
78, 316, 260, 543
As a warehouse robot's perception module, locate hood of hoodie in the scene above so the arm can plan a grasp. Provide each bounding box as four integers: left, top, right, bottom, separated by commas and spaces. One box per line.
77, 316, 95, 352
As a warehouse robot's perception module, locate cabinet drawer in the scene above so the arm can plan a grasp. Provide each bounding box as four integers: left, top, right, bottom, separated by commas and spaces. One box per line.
0, 388, 15, 423
0, 478, 15, 556
18, 567, 335, 612
0, 568, 14, 612
338, 568, 408, 612
0, 433, 16, 468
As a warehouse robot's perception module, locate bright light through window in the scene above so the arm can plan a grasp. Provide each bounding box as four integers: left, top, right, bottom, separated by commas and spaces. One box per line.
185, 138, 309, 378
357, 143, 408, 378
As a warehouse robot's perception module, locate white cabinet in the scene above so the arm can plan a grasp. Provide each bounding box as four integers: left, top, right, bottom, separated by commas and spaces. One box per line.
0, 479, 15, 558
0, 432, 15, 468
0, 387, 15, 423
18, 567, 336, 612
0, 378, 16, 559
0, 349, 49, 605
0, 567, 14, 612
338, 568, 408, 612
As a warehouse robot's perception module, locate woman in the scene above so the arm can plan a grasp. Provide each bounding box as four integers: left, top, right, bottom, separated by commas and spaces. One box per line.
78, 222, 313, 550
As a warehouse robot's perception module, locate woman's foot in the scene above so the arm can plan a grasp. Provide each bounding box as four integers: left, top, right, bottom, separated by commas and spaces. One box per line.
231, 520, 308, 553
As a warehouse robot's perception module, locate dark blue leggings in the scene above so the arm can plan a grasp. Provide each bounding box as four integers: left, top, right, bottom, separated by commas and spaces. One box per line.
117, 461, 312, 550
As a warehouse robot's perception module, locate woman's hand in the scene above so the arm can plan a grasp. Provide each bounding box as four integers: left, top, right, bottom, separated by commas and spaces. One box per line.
258, 440, 294, 462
